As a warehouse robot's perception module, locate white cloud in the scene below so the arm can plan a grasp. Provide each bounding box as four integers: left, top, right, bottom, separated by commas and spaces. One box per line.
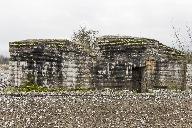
1, 0, 192, 56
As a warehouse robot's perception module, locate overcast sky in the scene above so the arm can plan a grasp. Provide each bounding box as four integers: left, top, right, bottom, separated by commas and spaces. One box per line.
1, 0, 192, 56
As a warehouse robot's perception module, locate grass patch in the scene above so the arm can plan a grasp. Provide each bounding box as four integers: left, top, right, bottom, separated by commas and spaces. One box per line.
4, 82, 49, 93
3, 82, 93, 93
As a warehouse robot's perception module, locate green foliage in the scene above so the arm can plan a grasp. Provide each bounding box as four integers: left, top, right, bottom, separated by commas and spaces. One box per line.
72, 26, 100, 56
3, 86, 18, 93
47, 86, 68, 92
3, 82, 49, 93
3, 82, 93, 93
17, 82, 49, 92
70, 86, 93, 92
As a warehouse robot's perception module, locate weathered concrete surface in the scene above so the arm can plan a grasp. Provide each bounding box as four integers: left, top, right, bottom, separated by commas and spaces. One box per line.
1, 91, 192, 127
9, 39, 94, 88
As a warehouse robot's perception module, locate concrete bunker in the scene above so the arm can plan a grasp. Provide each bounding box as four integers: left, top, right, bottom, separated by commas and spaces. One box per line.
8, 36, 192, 92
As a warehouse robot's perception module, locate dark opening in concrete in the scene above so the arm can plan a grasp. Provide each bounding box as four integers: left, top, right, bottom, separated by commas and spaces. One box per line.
132, 67, 144, 92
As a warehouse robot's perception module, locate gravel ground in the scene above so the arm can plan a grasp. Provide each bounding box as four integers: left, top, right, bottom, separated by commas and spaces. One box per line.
1, 91, 192, 128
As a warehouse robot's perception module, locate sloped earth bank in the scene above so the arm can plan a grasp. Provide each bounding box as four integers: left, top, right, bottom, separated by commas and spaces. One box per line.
0, 64, 9, 87
1, 91, 192, 127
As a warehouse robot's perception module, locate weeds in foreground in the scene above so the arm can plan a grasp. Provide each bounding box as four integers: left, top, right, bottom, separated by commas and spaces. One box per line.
3, 82, 93, 93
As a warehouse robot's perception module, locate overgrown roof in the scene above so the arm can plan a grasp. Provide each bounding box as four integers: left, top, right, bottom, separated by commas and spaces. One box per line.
97, 35, 186, 60
10, 39, 71, 46
9, 39, 96, 56
9, 37, 187, 60
97, 35, 158, 46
